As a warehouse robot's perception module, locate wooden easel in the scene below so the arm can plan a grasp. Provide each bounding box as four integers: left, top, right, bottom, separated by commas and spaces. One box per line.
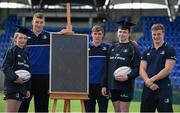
50, 1, 88, 112
50, 92, 88, 112
66, 1, 72, 32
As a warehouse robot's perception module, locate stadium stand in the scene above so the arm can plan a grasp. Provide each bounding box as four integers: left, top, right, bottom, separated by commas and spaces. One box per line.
0, 15, 180, 90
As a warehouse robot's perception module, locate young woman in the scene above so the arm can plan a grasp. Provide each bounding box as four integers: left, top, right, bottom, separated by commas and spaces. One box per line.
2, 26, 31, 112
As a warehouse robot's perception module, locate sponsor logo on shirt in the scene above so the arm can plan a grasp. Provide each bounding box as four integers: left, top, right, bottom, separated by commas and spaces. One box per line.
18, 62, 30, 68
109, 56, 125, 60
110, 54, 126, 60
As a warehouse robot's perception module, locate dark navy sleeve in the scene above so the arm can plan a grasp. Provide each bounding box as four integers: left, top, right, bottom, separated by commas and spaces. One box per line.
141, 49, 148, 61
166, 45, 176, 61
127, 46, 141, 80
2, 49, 18, 82
101, 43, 112, 87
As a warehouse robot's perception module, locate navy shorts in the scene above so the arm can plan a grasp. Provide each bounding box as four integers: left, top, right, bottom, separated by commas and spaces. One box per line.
141, 83, 173, 112
110, 89, 133, 102
4, 92, 26, 101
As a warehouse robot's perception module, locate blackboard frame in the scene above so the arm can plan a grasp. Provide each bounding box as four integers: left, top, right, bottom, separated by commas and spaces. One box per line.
49, 33, 89, 99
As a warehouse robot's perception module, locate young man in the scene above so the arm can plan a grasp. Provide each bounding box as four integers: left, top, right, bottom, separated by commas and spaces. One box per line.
102, 20, 141, 112
140, 24, 176, 112
18, 12, 50, 112
85, 25, 109, 112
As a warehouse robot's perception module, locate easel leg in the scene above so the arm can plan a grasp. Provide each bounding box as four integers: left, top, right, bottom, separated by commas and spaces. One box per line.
80, 100, 86, 113
52, 99, 57, 112
64, 99, 71, 112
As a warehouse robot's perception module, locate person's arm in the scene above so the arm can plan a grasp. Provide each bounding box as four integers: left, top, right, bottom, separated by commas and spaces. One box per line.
140, 60, 153, 87
139, 50, 155, 87
2, 49, 18, 82
150, 45, 176, 82
127, 46, 141, 80
140, 60, 159, 90
139, 60, 149, 81
101, 44, 111, 96
150, 59, 175, 82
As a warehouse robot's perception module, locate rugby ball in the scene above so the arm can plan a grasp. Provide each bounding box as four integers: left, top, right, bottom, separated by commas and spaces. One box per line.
15, 70, 31, 82
114, 66, 131, 77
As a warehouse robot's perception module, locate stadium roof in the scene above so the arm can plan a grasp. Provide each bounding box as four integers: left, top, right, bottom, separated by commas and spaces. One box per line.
0, 0, 178, 8
0, 0, 179, 21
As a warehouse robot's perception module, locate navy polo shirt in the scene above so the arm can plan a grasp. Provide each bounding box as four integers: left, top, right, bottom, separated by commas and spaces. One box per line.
142, 42, 176, 80
26, 30, 50, 75
89, 42, 109, 84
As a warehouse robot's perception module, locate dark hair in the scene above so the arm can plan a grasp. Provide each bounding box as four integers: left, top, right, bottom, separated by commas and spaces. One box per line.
118, 26, 131, 32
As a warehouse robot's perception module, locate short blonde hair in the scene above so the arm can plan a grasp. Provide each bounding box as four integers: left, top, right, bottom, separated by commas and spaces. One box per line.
151, 24, 165, 32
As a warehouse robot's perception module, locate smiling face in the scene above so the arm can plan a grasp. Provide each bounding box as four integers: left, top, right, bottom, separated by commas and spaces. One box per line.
117, 28, 130, 43
14, 33, 28, 48
152, 29, 164, 45
32, 12, 45, 34
151, 24, 165, 46
32, 17, 45, 33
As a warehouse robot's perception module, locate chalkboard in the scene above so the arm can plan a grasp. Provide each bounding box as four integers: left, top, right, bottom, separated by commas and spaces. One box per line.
49, 34, 89, 94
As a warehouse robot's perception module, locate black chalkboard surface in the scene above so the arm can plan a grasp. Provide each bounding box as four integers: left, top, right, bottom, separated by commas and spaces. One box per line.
49, 34, 89, 94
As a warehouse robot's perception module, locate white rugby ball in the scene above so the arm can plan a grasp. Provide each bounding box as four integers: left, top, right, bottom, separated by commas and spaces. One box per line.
15, 70, 31, 82
114, 66, 131, 77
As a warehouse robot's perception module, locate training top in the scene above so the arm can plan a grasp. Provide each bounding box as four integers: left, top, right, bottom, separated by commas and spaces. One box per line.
102, 42, 141, 90
2, 45, 30, 95
26, 30, 50, 75
89, 42, 109, 84
141, 42, 176, 86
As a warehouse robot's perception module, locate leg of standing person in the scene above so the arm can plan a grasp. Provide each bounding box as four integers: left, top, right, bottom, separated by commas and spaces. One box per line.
18, 80, 33, 112
85, 84, 96, 112
15, 101, 22, 111
110, 90, 121, 112
33, 75, 49, 112
6, 99, 21, 112
140, 87, 157, 112
18, 98, 32, 112
119, 101, 130, 112
97, 85, 108, 112
112, 101, 121, 112
157, 84, 173, 112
